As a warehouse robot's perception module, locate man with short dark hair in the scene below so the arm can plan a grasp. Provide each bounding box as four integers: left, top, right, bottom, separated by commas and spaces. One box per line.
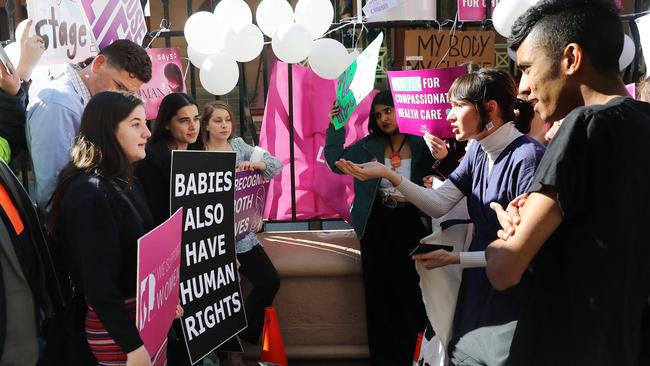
484, 0, 650, 365
27, 39, 152, 208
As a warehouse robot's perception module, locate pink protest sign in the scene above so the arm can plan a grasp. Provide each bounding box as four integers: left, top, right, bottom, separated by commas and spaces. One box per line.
458, 0, 498, 21
136, 208, 183, 365
80, 0, 147, 50
138, 48, 186, 120
259, 61, 377, 221
626, 83, 636, 98
387, 66, 467, 138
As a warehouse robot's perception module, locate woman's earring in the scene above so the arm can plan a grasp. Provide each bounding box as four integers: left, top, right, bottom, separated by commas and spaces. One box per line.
486, 121, 495, 131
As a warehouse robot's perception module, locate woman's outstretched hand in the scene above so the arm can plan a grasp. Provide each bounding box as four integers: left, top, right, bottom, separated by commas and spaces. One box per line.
335, 159, 402, 185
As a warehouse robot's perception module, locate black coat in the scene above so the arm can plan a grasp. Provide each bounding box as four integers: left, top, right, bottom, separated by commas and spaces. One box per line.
135, 140, 172, 226
0, 84, 29, 161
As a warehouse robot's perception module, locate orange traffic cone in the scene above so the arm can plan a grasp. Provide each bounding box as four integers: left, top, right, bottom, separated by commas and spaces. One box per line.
413, 331, 424, 365
260, 307, 288, 366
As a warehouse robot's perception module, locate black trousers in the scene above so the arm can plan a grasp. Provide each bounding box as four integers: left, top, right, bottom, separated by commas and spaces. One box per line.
237, 244, 280, 344
360, 201, 429, 366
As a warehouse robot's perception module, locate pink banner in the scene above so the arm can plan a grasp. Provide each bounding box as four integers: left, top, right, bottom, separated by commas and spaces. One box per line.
138, 48, 186, 120
259, 61, 377, 221
458, 0, 497, 21
388, 66, 467, 138
136, 208, 183, 365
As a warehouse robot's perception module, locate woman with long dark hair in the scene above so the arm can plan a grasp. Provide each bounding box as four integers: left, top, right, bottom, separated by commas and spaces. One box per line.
136, 92, 200, 224
48, 91, 156, 366
324, 90, 465, 365
135, 92, 200, 366
335, 69, 546, 361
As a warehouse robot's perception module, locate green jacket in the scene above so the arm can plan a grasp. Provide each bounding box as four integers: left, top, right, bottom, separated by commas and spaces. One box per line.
325, 123, 434, 239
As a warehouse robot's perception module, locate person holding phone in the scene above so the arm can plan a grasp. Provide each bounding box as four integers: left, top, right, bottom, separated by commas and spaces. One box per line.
335, 69, 545, 360
325, 90, 465, 366
0, 19, 44, 163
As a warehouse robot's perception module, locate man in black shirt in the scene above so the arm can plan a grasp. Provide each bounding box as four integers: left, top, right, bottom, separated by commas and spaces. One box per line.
484, 0, 650, 365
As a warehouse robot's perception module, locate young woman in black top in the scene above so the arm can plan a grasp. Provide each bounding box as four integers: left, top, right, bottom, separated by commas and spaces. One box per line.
135, 93, 201, 366
48, 91, 174, 366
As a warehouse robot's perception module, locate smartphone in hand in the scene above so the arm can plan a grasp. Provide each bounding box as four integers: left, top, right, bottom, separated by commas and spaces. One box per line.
409, 243, 454, 256
0, 43, 14, 74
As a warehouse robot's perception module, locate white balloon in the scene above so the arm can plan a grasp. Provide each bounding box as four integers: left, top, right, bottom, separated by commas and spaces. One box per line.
224, 23, 264, 62
187, 45, 210, 68
619, 34, 635, 71
214, 0, 252, 30
308, 38, 349, 79
29, 64, 64, 98
184, 11, 224, 55
492, 0, 538, 38
256, 0, 295, 38
347, 49, 360, 66
15, 19, 29, 43
295, 0, 334, 39
200, 52, 239, 95
272, 23, 314, 63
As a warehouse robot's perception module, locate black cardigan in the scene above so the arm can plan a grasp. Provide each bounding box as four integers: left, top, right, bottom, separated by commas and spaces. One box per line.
60, 173, 153, 353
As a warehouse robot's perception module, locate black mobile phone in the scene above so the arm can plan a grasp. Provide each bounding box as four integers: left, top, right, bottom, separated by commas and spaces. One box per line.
409, 243, 454, 256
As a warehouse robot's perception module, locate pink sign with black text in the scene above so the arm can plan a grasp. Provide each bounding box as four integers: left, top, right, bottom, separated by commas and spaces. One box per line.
387, 66, 467, 138
138, 48, 186, 120
136, 208, 183, 365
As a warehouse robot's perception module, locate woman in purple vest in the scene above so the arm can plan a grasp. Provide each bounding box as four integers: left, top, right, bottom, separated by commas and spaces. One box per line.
336, 68, 545, 360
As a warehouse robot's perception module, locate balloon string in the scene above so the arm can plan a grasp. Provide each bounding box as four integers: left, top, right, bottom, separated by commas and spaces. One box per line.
434, 11, 459, 69
146, 19, 170, 49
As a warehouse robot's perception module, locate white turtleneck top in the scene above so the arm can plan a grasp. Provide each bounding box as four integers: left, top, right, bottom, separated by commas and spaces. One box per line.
396, 122, 523, 268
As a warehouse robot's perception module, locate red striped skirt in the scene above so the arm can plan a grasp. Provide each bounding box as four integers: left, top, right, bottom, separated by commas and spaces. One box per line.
85, 297, 167, 366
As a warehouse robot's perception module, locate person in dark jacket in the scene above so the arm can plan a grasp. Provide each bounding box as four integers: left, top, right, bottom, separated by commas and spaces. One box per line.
0, 20, 44, 162
47, 91, 164, 366
324, 90, 464, 366
135, 92, 200, 366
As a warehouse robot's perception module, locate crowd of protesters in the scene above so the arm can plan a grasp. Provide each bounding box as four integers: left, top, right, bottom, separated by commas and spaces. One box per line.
1, 0, 649, 365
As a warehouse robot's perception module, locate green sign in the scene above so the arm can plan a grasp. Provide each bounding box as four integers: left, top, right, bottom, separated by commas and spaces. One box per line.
332, 32, 384, 130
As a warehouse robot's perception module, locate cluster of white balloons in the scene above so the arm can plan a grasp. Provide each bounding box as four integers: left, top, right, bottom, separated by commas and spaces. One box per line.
493, 0, 635, 71
186, 0, 354, 95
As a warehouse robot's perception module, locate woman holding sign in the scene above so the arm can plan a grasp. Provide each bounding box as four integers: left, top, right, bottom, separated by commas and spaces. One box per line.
135, 92, 200, 366
335, 69, 545, 360
325, 90, 464, 366
200, 100, 282, 363
48, 92, 179, 366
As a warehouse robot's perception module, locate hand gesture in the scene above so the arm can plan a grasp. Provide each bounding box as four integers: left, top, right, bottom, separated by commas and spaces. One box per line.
16, 19, 44, 82
0, 61, 20, 96
335, 159, 392, 181
126, 346, 152, 366
423, 132, 448, 160
237, 161, 265, 171
422, 175, 434, 188
174, 305, 184, 319
412, 249, 459, 270
489, 193, 528, 240
327, 102, 340, 123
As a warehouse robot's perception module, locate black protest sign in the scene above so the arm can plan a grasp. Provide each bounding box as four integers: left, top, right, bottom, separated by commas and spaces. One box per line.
404, 30, 495, 70
170, 151, 247, 364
